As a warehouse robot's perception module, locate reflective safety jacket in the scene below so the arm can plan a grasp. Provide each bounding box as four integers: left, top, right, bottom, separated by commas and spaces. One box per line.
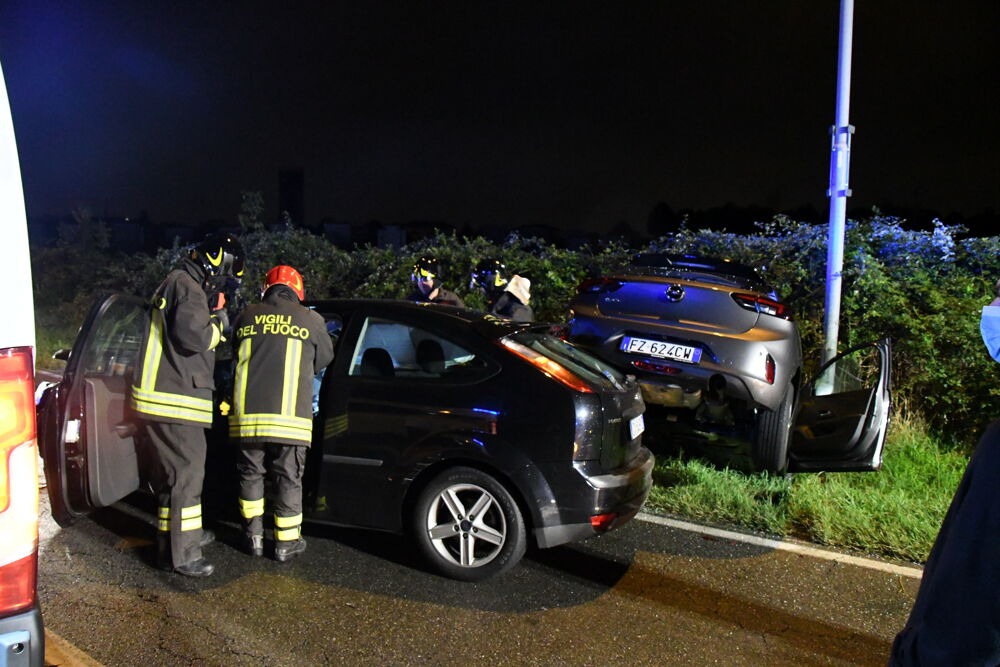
131, 259, 226, 426
229, 287, 334, 446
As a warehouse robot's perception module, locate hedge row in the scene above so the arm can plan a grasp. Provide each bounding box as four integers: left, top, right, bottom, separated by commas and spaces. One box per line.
32, 215, 1000, 445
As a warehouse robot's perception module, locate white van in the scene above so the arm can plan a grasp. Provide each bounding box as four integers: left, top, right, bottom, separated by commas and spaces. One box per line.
0, 62, 44, 667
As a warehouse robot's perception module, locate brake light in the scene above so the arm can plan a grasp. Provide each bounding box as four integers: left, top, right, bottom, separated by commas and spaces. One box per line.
0, 346, 39, 617
576, 277, 623, 294
731, 293, 791, 319
498, 339, 594, 393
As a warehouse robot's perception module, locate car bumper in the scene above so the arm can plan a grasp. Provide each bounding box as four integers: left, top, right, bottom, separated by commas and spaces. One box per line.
532, 446, 654, 549
0, 605, 43, 667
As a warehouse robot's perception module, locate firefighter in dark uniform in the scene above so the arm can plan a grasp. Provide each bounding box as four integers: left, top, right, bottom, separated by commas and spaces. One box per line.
229, 265, 334, 562
470, 258, 534, 322
407, 256, 465, 307
131, 232, 244, 577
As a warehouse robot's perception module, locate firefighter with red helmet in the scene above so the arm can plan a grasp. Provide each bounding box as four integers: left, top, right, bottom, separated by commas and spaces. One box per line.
131, 232, 244, 577
229, 265, 334, 562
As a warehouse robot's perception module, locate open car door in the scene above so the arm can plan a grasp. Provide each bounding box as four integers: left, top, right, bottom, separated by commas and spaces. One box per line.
788, 338, 891, 473
38, 293, 148, 525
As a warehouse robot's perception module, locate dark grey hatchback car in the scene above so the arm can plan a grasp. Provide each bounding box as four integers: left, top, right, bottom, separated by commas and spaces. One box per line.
38, 295, 653, 581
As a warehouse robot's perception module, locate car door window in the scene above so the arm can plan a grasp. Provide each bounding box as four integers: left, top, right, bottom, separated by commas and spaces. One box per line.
76, 296, 147, 378
814, 344, 880, 397
347, 316, 489, 381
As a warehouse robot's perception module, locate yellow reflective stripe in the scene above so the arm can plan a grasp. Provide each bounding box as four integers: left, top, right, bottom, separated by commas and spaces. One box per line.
158, 520, 170, 532
158, 506, 170, 519
239, 497, 264, 519
234, 338, 252, 415
283, 338, 302, 416
180, 517, 202, 531
274, 514, 302, 529
230, 413, 312, 429
139, 307, 166, 392
132, 396, 213, 424
132, 385, 214, 412
274, 527, 300, 541
180, 505, 202, 520
228, 425, 312, 443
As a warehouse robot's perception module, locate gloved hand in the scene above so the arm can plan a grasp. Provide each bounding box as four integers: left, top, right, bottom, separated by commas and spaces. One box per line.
211, 305, 230, 339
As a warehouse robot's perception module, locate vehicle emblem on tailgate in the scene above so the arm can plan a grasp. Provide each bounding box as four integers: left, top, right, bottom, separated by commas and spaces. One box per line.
665, 284, 685, 302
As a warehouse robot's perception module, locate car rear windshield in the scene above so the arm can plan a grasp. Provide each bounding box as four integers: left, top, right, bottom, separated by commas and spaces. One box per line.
627, 254, 773, 292
507, 330, 629, 392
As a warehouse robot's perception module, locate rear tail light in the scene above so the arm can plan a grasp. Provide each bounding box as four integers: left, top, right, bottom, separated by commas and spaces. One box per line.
731, 293, 791, 320
0, 553, 36, 615
576, 277, 623, 294
0, 346, 39, 617
498, 338, 594, 393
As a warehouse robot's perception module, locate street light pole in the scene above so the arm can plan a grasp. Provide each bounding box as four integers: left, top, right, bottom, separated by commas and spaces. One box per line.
821, 0, 856, 385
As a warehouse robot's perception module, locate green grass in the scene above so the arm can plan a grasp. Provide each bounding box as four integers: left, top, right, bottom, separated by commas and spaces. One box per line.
644, 413, 968, 563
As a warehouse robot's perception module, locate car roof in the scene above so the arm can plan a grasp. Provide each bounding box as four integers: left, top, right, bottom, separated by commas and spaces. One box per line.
303, 298, 523, 339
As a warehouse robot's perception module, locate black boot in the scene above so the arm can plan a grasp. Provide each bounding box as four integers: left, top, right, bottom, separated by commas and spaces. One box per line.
274, 538, 307, 563
174, 558, 215, 577
244, 533, 264, 557
156, 531, 175, 570
200, 529, 216, 547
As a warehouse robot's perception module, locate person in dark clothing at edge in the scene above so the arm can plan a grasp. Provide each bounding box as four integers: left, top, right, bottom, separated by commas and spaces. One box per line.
469, 258, 533, 323
130, 232, 244, 577
229, 265, 334, 562
407, 256, 465, 307
889, 279, 1000, 666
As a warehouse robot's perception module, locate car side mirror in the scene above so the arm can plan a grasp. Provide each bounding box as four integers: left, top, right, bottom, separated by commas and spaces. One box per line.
53, 348, 71, 361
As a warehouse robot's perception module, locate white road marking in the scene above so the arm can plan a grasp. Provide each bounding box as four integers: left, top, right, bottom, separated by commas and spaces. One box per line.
638, 512, 924, 579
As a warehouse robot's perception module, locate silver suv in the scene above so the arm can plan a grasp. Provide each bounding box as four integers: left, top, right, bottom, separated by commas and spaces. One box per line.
567, 254, 891, 474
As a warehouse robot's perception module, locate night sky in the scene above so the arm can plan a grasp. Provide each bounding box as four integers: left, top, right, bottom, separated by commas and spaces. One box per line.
0, 1, 997, 234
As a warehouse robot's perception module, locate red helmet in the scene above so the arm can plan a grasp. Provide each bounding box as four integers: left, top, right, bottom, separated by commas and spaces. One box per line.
263, 265, 305, 301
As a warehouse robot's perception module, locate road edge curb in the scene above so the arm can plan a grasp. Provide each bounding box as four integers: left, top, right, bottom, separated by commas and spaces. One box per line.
637, 512, 924, 579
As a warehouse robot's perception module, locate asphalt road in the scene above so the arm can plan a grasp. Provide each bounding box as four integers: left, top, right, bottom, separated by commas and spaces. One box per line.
37, 491, 920, 667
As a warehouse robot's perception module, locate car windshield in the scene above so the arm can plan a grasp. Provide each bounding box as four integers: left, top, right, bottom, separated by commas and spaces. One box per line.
507, 330, 628, 391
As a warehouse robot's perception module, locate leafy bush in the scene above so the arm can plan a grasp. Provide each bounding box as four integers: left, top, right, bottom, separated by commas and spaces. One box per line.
31, 216, 1000, 443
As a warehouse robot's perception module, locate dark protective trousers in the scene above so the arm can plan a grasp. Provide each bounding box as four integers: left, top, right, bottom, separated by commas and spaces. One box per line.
889, 419, 1000, 666
236, 444, 307, 541
144, 420, 208, 568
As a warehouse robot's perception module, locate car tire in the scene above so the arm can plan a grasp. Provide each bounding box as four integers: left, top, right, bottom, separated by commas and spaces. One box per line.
412, 466, 526, 581
753, 386, 793, 474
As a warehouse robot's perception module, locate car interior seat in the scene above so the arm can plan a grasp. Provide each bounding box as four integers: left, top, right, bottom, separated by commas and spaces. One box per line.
360, 347, 395, 377
416, 339, 446, 375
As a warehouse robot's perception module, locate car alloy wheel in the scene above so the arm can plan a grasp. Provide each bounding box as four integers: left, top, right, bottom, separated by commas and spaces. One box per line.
413, 467, 526, 581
